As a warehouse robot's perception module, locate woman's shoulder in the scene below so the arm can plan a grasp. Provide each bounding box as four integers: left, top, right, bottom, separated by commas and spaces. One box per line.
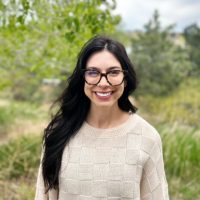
129, 113, 162, 145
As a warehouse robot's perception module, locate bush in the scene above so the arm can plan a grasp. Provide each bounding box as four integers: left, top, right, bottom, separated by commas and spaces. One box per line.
0, 135, 41, 180
138, 78, 200, 127
0, 135, 41, 199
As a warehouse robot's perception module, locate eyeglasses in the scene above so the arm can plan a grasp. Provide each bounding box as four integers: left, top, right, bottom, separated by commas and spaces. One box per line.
83, 69, 127, 86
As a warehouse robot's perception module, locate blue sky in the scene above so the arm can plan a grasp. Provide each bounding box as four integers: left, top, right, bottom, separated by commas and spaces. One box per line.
113, 0, 200, 32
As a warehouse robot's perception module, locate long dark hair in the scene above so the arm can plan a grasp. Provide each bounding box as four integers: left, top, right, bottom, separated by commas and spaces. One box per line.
42, 35, 138, 191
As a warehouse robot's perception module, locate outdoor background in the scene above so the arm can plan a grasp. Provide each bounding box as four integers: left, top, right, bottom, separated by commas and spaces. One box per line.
0, 0, 200, 199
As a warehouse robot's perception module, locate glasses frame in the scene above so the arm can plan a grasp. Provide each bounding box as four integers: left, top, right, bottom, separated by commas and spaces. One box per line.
82, 69, 127, 86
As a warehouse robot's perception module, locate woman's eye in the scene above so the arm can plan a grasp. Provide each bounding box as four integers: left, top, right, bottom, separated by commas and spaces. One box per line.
108, 70, 121, 76
86, 70, 99, 77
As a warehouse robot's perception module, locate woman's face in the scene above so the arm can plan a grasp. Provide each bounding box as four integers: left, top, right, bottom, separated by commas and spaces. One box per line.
84, 50, 126, 110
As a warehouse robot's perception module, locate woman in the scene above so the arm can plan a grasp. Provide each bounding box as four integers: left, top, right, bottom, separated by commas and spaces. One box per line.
35, 35, 169, 200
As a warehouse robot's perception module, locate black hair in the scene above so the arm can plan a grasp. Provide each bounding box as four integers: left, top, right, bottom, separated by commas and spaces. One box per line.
42, 35, 138, 191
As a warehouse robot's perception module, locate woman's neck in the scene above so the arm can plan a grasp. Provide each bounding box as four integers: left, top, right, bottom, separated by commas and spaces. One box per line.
86, 105, 130, 129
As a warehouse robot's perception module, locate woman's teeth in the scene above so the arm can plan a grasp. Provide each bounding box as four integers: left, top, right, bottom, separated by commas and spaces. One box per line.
96, 92, 112, 97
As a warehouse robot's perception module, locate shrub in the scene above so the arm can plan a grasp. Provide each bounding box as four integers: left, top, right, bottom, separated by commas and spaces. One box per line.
0, 135, 41, 179
138, 78, 200, 127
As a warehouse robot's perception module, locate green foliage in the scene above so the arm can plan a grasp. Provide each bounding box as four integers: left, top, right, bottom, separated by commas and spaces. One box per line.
0, 0, 35, 27
0, 100, 44, 136
0, 105, 15, 135
184, 23, 200, 76
0, 106, 13, 127
0, 135, 41, 199
159, 126, 200, 200
0, 179, 36, 200
0, 0, 120, 99
161, 127, 200, 178
130, 10, 191, 96
138, 78, 200, 127
0, 135, 41, 180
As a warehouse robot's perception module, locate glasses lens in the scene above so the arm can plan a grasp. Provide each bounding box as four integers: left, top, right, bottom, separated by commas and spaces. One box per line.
107, 70, 124, 85
84, 70, 100, 85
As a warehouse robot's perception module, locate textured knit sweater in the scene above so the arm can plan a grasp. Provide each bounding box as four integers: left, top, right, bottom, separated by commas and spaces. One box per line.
35, 114, 169, 200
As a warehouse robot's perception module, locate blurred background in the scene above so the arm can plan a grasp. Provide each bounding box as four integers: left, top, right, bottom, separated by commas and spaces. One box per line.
0, 0, 199, 199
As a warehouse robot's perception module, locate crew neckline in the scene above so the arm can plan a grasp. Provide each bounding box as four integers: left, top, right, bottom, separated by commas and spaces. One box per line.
82, 113, 139, 138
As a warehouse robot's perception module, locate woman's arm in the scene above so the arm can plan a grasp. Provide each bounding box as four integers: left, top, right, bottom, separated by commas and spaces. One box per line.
34, 151, 58, 200
34, 163, 49, 200
140, 133, 169, 200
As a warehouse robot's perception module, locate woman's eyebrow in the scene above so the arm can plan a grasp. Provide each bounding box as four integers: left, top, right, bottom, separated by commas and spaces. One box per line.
86, 67, 99, 70
108, 66, 121, 70
86, 66, 121, 70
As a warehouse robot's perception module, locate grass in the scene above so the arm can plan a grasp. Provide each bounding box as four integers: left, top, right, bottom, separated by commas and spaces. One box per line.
0, 100, 48, 137
0, 99, 46, 199
0, 135, 42, 200
0, 178, 36, 200
158, 125, 200, 200
0, 135, 41, 180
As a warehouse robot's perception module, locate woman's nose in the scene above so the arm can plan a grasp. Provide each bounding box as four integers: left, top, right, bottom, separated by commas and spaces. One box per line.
97, 75, 110, 86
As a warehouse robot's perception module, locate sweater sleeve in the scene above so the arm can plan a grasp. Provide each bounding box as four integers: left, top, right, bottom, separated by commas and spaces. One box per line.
140, 130, 169, 200
34, 162, 48, 200
34, 152, 58, 200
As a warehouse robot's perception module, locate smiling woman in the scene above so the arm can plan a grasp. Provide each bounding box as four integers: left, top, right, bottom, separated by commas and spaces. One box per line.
35, 35, 169, 200
83, 50, 127, 110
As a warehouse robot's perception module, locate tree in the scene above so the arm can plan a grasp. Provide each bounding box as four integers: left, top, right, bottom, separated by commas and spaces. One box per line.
184, 23, 200, 76
0, 0, 120, 100
130, 10, 191, 96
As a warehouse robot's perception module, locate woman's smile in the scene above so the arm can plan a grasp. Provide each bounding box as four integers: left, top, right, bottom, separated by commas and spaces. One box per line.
94, 91, 113, 101
95, 91, 112, 96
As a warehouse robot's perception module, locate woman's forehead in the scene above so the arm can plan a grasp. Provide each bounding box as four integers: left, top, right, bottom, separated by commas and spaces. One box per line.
86, 50, 121, 69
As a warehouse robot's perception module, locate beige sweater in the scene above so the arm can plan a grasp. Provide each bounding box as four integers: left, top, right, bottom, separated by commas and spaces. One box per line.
35, 114, 169, 200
